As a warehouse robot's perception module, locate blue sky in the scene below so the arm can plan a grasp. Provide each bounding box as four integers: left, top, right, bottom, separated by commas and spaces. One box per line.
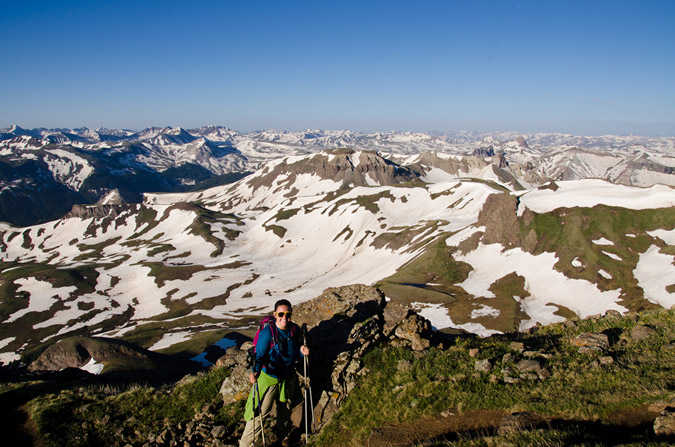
1, 0, 674, 135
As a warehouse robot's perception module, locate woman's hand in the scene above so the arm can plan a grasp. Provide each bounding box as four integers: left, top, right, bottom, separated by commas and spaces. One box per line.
300, 345, 309, 356
249, 371, 259, 384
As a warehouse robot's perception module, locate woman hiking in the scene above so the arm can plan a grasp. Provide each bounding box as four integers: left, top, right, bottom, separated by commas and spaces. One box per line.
239, 299, 309, 447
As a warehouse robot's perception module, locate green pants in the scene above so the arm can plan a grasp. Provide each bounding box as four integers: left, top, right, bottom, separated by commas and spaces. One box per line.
239, 372, 298, 447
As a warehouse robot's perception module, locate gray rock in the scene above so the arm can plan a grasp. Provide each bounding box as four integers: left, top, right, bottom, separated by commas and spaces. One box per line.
394, 313, 432, 351
211, 425, 226, 438
515, 359, 542, 373
654, 408, 675, 436
509, 342, 525, 353
571, 333, 609, 352
475, 359, 491, 373
537, 368, 551, 381
219, 363, 251, 404
382, 302, 410, 336
599, 356, 614, 366
292, 284, 386, 329
215, 343, 251, 369
631, 325, 657, 342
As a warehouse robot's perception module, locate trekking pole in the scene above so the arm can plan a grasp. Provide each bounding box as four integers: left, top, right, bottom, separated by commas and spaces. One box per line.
252, 383, 259, 447
307, 357, 316, 433
254, 381, 266, 447
303, 354, 309, 444
301, 324, 316, 441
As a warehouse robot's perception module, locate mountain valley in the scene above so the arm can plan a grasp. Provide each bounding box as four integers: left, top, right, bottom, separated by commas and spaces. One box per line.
0, 129, 673, 368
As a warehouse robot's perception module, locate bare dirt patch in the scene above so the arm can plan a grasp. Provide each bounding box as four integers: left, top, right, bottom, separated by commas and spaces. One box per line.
367, 409, 507, 447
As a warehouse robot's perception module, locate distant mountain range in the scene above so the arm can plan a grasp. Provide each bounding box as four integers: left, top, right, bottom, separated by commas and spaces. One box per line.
0, 140, 673, 366
1, 125, 673, 226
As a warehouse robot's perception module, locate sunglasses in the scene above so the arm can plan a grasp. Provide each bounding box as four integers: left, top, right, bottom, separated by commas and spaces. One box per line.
275, 311, 293, 318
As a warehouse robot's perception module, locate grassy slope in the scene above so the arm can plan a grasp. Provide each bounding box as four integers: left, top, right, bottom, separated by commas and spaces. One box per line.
316, 308, 675, 446
7, 308, 674, 447
378, 204, 675, 333
19, 367, 242, 447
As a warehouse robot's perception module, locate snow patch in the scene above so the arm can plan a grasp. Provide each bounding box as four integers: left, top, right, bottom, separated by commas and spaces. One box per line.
455, 244, 627, 329
0, 352, 20, 365
648, 229, 675, 245
5, 278, 77, 323
593, 238, 614, 246
598, 269, 612, 279
149, 331, 193, 351
81, 357, 104, 375
602, 251, 622, 261
471, 304, 500, 318
412, 302, 501, 337
634, 245, 675, 309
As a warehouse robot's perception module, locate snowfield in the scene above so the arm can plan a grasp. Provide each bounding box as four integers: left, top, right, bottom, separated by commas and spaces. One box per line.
634, 245, 675, 309
0, 145, 674, 363
453, 244, 627, 330
518, 180, 675, 215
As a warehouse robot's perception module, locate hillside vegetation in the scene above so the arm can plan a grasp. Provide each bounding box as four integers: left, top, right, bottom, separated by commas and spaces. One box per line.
4, 307, 675, 446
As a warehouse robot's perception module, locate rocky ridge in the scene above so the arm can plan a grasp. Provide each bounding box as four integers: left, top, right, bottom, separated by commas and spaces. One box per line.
218, 284, 441, 436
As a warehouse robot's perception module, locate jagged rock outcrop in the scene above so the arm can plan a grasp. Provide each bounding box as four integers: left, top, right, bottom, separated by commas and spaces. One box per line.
247, 150, 419, 194
66, 203, 137, 220
472, 146, 495, 157
218, 284, 442, 430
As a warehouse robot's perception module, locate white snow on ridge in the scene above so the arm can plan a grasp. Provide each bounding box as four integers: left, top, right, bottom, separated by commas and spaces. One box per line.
455, 244, 627, 329
593, 238, 614, 246
649, 229, 675, 245
518, 180, 675, 215
634, 245, 675, 309
45, 149, 95, 190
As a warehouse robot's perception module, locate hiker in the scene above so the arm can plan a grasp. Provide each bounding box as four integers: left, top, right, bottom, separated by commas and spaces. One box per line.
240, 299, 310, 447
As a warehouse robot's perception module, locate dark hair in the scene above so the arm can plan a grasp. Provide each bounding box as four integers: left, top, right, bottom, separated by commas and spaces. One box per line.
274, 299, 292, 311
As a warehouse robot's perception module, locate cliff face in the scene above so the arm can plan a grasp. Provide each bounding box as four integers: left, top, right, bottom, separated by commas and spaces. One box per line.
65, 203, 136, 220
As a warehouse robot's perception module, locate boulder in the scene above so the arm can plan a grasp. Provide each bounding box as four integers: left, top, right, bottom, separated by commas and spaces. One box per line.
219, 363, 251, 404
215, 343, 251, 369
631, 325, 657, 342
382, 301, 410, 336
515, 359, 542, 373
571, 333, 609, 353
475, 359, 491, 373
654, 407, 675, 437
292, 284, 385, 330
394, 313, 432, 351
